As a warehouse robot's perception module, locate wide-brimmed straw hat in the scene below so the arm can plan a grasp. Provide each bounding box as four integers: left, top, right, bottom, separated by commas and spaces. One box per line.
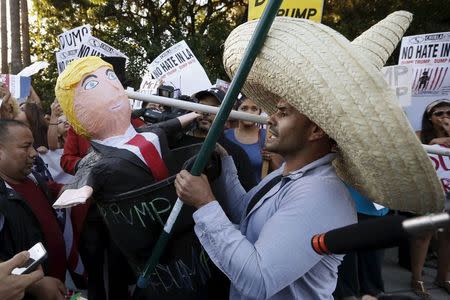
223, 11, 444, 214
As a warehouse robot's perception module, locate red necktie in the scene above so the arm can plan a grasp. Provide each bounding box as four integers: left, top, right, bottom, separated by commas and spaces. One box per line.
126, 134, 169, 181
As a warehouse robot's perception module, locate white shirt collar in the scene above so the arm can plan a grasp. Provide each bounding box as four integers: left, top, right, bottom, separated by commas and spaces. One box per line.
92, 125, 137, 148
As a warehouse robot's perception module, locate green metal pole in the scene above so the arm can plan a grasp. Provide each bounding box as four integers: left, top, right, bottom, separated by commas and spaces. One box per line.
137, 0, 283, 288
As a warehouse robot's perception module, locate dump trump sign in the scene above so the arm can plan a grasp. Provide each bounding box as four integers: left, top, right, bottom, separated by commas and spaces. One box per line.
248, 0, 324, 22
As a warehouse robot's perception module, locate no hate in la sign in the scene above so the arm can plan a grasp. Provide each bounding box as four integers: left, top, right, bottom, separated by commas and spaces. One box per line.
147, 40, 211, 96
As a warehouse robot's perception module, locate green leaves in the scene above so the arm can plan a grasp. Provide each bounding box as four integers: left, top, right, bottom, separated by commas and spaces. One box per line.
30, 0, 247, 106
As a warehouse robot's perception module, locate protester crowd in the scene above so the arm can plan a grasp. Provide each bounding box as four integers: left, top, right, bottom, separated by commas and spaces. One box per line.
0, 10, 449, 300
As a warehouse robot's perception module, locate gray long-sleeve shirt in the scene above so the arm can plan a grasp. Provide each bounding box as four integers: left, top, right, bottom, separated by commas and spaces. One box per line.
193, 153, 357, 299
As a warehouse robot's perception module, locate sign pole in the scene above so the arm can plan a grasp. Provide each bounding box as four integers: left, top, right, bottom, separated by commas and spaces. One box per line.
137, 0, 284, 289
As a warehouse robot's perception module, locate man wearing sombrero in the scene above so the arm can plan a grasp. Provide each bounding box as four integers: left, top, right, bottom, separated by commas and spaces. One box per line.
175, 11, 445, 299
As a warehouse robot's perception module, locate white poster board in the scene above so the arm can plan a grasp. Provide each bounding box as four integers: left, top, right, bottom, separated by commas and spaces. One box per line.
17, 61, 49, 77
381, 65, 413, 107
427, 144, 450, 193
58, 25, 91, 51
56, 25, 128, 74
399, 32, 450, 97
398, 32, 450, 131
139, 74, 161, 95
403, 95, 446, 131
148, 40, 211, 96
56, 48, 79, 74
77, 36, 128, 61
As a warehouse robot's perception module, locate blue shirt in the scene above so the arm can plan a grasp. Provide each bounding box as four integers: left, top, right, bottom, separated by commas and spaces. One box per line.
346, 185, 389, 216
224, 128, 266, 182
194, 153, 357, 299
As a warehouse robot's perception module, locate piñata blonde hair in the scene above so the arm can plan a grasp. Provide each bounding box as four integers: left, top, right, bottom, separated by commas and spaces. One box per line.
55, 56, 112, 138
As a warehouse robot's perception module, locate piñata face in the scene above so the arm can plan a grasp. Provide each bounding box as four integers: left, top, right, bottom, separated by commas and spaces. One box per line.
73, 66, 131, 140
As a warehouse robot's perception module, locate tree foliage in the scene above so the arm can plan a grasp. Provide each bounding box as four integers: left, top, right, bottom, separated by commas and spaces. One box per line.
322, 0, 450, 65
30, 0, 449, 109
30, 0, 247, 109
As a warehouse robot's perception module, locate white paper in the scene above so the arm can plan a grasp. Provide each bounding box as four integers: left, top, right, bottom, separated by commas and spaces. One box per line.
58, 25, 91, 51
399, 31, 450, 97
148, 40, 211, 96
17, 61, 49, 77
77, 36, 128, 61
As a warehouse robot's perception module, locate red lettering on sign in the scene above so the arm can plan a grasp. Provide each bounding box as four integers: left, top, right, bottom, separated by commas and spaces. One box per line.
438, 155, 450, 171
440, 178, 450, 192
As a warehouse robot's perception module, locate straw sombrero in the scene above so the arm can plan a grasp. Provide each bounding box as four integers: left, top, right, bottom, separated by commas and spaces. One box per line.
223, 11, 445, 214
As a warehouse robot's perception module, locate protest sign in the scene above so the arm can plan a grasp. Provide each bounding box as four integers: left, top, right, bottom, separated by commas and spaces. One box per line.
139, 73, 161, 95
426, 144, 450, 193
133, 76, 161, 109
399, 31, 450, 97
0, 74, 31, 100
248, 0, 324, 22
148, 40, 211, 96
58, 25, 91, 51
215, 79, 230, 92
56, 48, 79, 74
381, 65, 413, 107
77, 36, 128, 61
17, 61, 49, 77
56, 25, 128, 73
397, 32, 450, 130
403, 95, 447, 131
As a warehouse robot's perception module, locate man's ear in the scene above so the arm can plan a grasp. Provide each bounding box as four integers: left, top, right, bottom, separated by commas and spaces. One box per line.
308, 124, 327, 142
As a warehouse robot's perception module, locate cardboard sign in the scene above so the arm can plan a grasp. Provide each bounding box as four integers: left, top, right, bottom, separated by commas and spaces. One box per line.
427, 144, 450, 193
148, 40, 211, 96
0, 74, 31, 100
399, 32, 450, 97
56, 48, 79, 74
248, 0, 324, 22
215, 79, 230, 92
139, 74, 161, 95
403, 94, 448, 131
381, 65, 413, 107
55, 25, 128, 74
17, 61, 49, 77
77, 36, 128, 60
58, 25, 91, 51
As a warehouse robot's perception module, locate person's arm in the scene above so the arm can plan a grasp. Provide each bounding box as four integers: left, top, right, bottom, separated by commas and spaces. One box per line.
176, 174, 354, 299
0, 252, 44, 300
47, 101, 62, 151
428, 137, 450, 147
26, 276, 66, 300
176, 112, 199, 127
150, 112, 199, 136
27, 86, 42, 109
60, 128, 86, 175
0, 85, 19, 120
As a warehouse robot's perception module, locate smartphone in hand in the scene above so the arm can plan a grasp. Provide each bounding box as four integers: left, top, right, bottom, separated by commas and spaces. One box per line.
11, 242, 47, 275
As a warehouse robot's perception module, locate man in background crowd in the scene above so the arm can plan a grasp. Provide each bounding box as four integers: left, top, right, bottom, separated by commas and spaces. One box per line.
175, 87, 257, 191
0, 120, 67, 299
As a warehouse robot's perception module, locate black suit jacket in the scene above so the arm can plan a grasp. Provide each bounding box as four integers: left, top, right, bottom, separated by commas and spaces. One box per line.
86, 125, 228, 299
